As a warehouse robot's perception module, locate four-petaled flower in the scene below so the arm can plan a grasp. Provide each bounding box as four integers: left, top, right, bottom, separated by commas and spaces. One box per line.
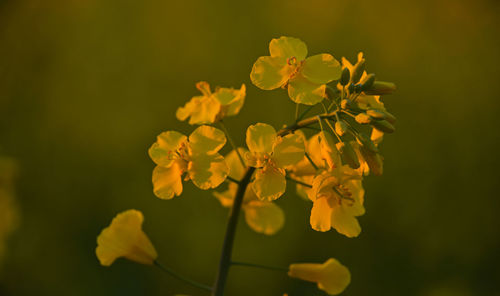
250, 36, 342, 105
308, 167, 365, 237
96, 209, 157, 266
149, 125, 229, 199
214, 148, 285, 235
288, 258, 351, 295
176, 81, 246, 125
245, 123, 305, 201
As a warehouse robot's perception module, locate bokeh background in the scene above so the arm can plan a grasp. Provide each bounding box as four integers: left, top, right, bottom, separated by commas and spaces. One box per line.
1, 0, 499, 295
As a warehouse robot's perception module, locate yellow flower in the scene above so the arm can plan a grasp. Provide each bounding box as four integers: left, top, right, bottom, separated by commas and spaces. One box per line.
176, 81, 246, 125
308, 168, 365, 237
96, 209, 158, 266
149, 125, 229, 199
214, 148, 285, 235
250, 36, 342, 105
245, 123, 305, 201
288, 258, 351, 295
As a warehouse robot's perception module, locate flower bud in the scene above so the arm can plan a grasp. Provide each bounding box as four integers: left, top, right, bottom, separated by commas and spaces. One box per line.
340, 99, 352, 109
347, 83, 355, 94
357, 133, 378, 153
359, 146, 383, 176
364, 81, 396, 95
340, 68, 350, 86
371, 120, 395, 133
381, 110, 397, 124
325, 86, 339, 100
355, 113, 372, 124
350, 59, 365, 84
336, 142, 360, 169
335, 120, 348, 136
359, 74, 375, 91
366, 109, 386, 119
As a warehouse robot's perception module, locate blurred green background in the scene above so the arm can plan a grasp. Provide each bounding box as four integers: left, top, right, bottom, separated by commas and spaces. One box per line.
1, 0, 499, 295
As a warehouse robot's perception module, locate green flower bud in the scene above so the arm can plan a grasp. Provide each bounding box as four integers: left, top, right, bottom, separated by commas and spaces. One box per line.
350, 59, 365, 84
347, 83, 355, 94
357, 133, 378, 153
325, 86, 339, 101
335, 120, 348, 136
381, 110, 397, 124
359, 74, 376, 91
371, 120, 395, 133
364, 81, 396, 95
366, 109, 386, 119
340, 68, 350, 86
341, 99, 352, 109
355, 113, 372, 124
359, 146, 383, 176
336, 142, 360, 169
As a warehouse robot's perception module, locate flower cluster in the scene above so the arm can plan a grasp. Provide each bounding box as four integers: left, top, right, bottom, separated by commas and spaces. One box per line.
96, 36, 397, 296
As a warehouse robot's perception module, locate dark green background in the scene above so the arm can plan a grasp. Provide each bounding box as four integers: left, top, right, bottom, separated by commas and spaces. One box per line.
1, 0, 499, 295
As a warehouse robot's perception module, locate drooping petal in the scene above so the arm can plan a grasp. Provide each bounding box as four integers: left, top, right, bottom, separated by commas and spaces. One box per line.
302, 54, 342, 85
246, 123, 277, 154
288, 258, 351, 296
269, 36, 308, 60
96, 210, 157, 266
243, 200, 285, 235
188, 153, 228, 190
152, 163, 184, 199
225, 148, 248, 180
310, 197, 333, 232
149, 131, 187, 167
250, 56, 291, 90
188, 125, 227, 155
288, 74, 326, 105
331, 206, 362, 238
272, 133, 305, 168
176, 96, 221, 125
214, 84, 246, 116
252, 166, 286, 201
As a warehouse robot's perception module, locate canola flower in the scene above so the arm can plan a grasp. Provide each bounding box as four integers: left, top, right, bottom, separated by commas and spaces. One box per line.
288, 258, 351, 295
251, 36, 342, 105
176, 81, 246, 125
96, 209, 157, 266
149, 125, 229, 199
245, 123, 305, 201
96, 36, 398, 296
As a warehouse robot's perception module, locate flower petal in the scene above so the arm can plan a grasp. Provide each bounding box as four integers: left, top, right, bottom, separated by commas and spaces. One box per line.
246, 123, 277, 154
288, 74, 326, 105
176, 96, 221, 125
252, 166, 286, 201
152, 163, 184, 199
319, 131, 341, 169
250, 56, 291, 90
188, 125, 226, 155
272, 133, 305, 168
96, 210, 157, 266
310, 197, 333, 232
225, 148, 248, 180
188, 153, 228, 190
269, 36, 308, 60
331, 206, 361, 238
302, 54, 342, 84
243, 200, 285, 235
214, 84, 246, 116
148, 131, 187, 167
213, 183, 238, 208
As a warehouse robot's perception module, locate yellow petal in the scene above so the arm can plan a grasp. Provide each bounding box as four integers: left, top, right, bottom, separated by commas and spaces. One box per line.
188, 153, 228, 190
152, 163, 184, 200
176, 96, 221, 125
148, 131, 187, 167
225, 148, 248, 180
272, 133, 305, 168
246, 123, 277, 154
302, 54, 342, 85
195, 81, 212, 96
288, 74, 325, 105
250, 56, 291, 90
214, 84, 246, 116
96, 210, 157, 266
188, 125, 226, 155
252, 166, 286, 201
371, 128, 384, 145
269, 36, 308, 60
331, 206, 361, 238
213, 183, 238, 208
243, 200, 285, 235
288, 258, 351, 296
310, 197, 333, 232
319, 131, 341, 169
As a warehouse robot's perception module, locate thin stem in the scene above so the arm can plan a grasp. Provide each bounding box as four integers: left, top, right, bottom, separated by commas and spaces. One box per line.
305, 152, 319, 171
231, 261, 288, 272
285, 175, 312, 188
218, 120, 246, 168
226, 176, 240, 184
296, 105, 315, 122
155, 261, 212, 292
295, 103, 300, 121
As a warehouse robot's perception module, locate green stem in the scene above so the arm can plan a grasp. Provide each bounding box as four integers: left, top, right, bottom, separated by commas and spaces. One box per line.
304, 152, 319, 171
155, 261, 212, 292
295, 103, 300, 121
286, 176, 312, 188
296, 105, 315, 122
231, 261, 288, 272
226, 176, 240, 184
218, 120, 246, 168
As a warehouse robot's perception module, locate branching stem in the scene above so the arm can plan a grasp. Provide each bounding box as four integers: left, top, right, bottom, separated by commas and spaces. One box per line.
155, 261, 212, 292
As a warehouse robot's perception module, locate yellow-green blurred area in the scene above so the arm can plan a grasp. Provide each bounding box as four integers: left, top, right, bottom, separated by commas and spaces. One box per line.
1, 0, 499, 295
